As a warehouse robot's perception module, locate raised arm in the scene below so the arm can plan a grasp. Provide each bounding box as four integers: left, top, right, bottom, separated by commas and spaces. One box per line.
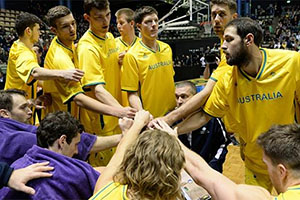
153, 120, 272, 200
176, 110, 212, 135
89, 134, 122, 153
73, 93, 136, 118
151, 79, 216, 127
128, 91, 143, 111
93, 110, 151, 193
31, 67, 84, 82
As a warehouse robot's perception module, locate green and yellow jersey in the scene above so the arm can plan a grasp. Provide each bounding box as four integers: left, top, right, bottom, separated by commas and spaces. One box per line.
89, 182, 129, 200
115, 36, 139, 107
204, 48, 300, 175
43, 36, 83, 118
274, 185, 300, 200
121, 40, 176, 118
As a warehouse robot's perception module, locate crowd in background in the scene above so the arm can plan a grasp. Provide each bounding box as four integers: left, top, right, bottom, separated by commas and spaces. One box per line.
0, 3, 299, 69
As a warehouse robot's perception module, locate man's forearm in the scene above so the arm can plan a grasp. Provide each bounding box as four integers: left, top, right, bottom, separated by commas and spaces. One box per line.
90, 134, 122, 153
176, 111, 211, 135
128, 92, 143, 111
31, 67, 64, 80
94, 84, 122, 108
74, 93, 125, 118
164, 80, 216, 125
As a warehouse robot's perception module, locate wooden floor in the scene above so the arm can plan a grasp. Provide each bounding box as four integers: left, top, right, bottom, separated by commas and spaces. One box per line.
223, 144, 245, 184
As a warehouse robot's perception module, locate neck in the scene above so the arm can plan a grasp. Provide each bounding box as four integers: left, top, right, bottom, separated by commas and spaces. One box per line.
89, 26, 106, 38
58, 37, 73, 49
241, 46, 262, 77
19, 36, 34, 49
142, 37, 157, 51
121, 32, 136, 46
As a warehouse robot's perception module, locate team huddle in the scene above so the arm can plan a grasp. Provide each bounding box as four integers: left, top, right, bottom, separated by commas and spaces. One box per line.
0, 0, 300, 199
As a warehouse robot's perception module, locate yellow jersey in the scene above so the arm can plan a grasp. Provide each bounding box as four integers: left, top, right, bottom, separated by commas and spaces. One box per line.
5, 40, 39, 124
203, 48, 300, 175
90, 182, 129, 200
209, 39, 237, 133
43, 36, 83, 118
121, 40, 176, 118
115, 36, 139, 107
274, 185, 300, 200
77, 30, 121, 136
5, 40, 38, 99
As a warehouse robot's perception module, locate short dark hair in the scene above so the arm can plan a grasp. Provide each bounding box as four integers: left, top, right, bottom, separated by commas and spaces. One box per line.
84, 0, 110, 15
0, 89, 27, 111
115, 8, 135, 23
134, 6, 158, 24
175, 81, 197, 95
210, 0, 237, 14
15, 12, 42, 37
257, 124, 300, 171
225, 17, 263, 46
46, 5, 71, 28
37, 111, 84, 148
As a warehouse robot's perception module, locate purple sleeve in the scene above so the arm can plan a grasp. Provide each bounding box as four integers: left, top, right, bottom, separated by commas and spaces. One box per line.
74, 132, 97, 161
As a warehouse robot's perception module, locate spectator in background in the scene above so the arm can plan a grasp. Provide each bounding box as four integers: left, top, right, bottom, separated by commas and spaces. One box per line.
0, 69, 5, 90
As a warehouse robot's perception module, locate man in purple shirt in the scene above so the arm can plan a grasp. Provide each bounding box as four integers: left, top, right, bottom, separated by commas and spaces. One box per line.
0, 89, 123, 165
0, 111, 100, 199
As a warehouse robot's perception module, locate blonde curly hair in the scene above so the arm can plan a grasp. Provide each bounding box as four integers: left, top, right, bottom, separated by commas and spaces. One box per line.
114, 129, 185, 200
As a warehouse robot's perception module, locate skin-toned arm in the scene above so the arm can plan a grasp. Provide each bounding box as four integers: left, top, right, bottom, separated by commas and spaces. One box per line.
150, 79, 216, 127
73, 93, 136, 118
90, 134, 122, 153
31, 67, 84, 82
93, 110, 151, 193
176, 111, 212, 135
181, 140, 272, 200
203, 63, 211, 79
8, 162, 54, 195
128, 91, 143, 111
153, 120, 272, 200
94, 84, 122, 108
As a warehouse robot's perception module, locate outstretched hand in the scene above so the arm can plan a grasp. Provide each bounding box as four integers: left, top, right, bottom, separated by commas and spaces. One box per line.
152, 119, 178, 137
119, 117, 134, 134
134, 110, 151, 127
7, 162, 54, 195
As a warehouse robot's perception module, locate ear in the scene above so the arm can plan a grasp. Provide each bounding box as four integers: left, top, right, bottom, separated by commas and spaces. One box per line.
244, 33, 254, 46
50, 26, 57, 35
130, 20, 135, 27
24, 27, 32, 36
232, 13, 238, 19
0, 109, 10, 118
58, 135, 67, 149
83, 13, 90, 23
278, 163, 288, 180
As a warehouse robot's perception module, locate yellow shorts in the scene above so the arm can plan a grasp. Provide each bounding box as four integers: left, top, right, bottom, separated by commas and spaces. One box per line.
245, 166, 273, 192
88, 147, 116, 167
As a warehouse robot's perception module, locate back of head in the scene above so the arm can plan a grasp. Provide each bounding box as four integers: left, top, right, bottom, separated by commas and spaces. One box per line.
46, 5, 71, 28
225, 17, 263, 47
15, 12, 42, 37
175, 81, 197, 95
37, 111, 83, 148
0, 89, 26, 111
257, 124, 300, 173
115, 129, 185, 200
84, 0, 109, 15
210, 0, 237, 14
115, 8, 135, 23
134, 6, 158, 24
